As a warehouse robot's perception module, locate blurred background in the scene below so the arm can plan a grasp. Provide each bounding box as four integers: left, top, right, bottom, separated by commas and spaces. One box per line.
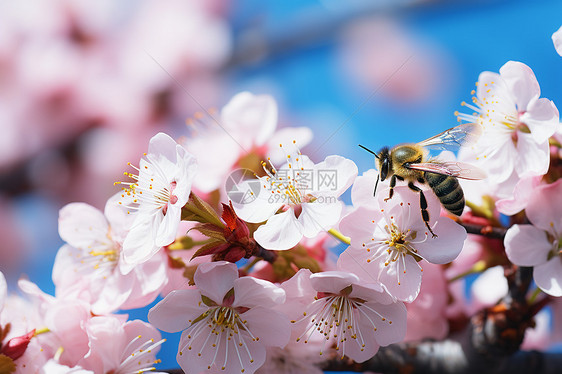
1, 0, 561, 369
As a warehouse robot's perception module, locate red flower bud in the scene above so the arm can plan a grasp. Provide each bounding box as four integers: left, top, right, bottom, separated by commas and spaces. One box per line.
1, 329, 35, 360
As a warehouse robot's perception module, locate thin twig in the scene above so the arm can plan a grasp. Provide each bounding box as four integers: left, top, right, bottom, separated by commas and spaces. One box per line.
459, 222, 507, 240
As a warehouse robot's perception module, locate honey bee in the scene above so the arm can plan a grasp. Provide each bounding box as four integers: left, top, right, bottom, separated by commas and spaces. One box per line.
359, 123, 486, 238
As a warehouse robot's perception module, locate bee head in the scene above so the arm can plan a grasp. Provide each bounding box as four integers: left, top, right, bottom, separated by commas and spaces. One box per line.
378, 147, 390, 181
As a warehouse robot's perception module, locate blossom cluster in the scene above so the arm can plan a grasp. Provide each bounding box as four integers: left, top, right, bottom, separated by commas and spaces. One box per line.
2, 30, 562, 374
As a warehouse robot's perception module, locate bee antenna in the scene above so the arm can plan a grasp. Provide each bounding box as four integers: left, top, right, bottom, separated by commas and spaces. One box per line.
374, 174, 379, 196
359, 144, 379, 159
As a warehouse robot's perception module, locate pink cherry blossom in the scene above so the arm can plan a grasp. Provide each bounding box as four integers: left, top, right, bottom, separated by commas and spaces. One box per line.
404, 263, 448, 342
496, 175, 542, 215
14, 279, 92, 369
553, 26, 562, 56
182, 92, 313, 193
0, 292, 49, 372
233, 145, 357, 250
79, 317, 166, 374
504, 179, 562, 296
53, 193, 168, 314
279, 269, 406, 363
457, 61, 559, 197
148, 261, 291, 374
119, 132, 197, 269
338, 186, 466, 302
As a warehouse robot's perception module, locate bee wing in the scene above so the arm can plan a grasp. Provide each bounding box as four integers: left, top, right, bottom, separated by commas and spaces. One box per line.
417, 123, 482, 151
406, 162, 487, 180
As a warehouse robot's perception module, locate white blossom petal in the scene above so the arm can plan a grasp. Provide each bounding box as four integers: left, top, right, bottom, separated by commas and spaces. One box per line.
499, 61, 540, 111
254, 209, 303, 250
148, 289, 208, 333
534, 259, 562, 297
505, 224, 551, 266
415, 218, 466, 264
298, 201, 342, 238
515, 133, 549, 178
522, 97, 559, 144
553, 25, 562, 56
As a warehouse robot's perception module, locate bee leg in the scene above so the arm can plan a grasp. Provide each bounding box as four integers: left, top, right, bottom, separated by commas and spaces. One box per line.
384, 175, 403, 202
407, 182, 438, 238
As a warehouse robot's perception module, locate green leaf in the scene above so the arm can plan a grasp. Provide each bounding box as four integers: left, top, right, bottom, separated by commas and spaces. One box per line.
169, 236, 196, 250
191, 224, 227, 242
182, 192, 224, 228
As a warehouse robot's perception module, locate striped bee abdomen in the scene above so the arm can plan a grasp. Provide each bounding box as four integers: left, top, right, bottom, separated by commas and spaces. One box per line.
424, 173, 465, 216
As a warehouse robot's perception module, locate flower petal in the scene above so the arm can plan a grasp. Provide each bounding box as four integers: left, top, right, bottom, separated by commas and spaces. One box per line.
58, 203, 108, 249
177, 328, 266, 374
337, 246, 381, 286
515, 134, 549, 178
505, 224, 551, 266
415, 218, 466, 264
339, 207, 381, 246
522, 97, 559, 144
146, 132, 182, 174
310, 271, 360, 294
253, 209, 303, 250
312, 155, 358, 196
267, 127, 313, 164
341, 323, 380, 363
280, 268, 316, 299
155, 204, 181, 247
378, 255, 422, 303
230, 178, 283, 223
499, 61, 540, 111
233, 277, 285, 308
525, 179, 562, 232
351, 169, 380, 207
242, 306, 291, 348
496, 176, 541, 216
194, 261, 239, 304
534, 259, 562, 297
91, 271, 134, 315
298, 201, 342, 238
221, 92, 278, 148
187, 132, 241, 193
554, 26, 562, 56
148, 289, 207, 333
122, 214, 161, 272
368, 301, 407, 346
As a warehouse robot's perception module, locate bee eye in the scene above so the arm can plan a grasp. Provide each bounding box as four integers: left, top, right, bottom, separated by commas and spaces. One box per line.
380, 159, 389, 181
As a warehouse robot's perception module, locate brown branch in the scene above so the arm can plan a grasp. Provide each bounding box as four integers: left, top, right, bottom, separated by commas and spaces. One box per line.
320, 341, 562, 374
254, 244, 278, 264
459, 222, 507, 240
